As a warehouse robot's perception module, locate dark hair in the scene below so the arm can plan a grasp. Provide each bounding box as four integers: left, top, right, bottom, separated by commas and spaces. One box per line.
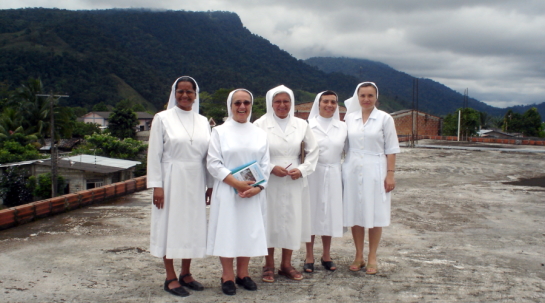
319, 90, 338, 102
175, 76, 197, 91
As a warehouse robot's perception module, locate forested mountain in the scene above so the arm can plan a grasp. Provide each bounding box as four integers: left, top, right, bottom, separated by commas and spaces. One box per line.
1, 8, 540, 118
306, 57, 494, 116
0, 8, 361, 111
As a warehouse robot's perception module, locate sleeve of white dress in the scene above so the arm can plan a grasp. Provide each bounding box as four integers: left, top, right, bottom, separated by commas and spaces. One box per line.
298, 122, 319, 178
258, 138, 271, 188
384, 114, 401, 155
207, 128, 232, 182
204, 124, 215, 188
253, 117, 276, 174
147, 114, 164, 188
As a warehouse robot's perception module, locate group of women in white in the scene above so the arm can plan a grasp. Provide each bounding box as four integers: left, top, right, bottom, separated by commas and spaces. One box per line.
147, 76, 400, 297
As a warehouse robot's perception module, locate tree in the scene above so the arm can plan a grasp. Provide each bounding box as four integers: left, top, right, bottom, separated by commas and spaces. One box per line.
32, 173, 66, 199
0, 140, 43, 164
116, 99, 146, 112
251, 96, 266, 121
521, 108, 543, 137
200, 88, 231, 125
11, 78, 50, 143
0, 167, 34, 207
108, 107, 138, 139
72, 121, 101, 138
71, 133, 147, 160
442, 108, 480, 137
92, 102, 110, 111
502, 110, 523, 133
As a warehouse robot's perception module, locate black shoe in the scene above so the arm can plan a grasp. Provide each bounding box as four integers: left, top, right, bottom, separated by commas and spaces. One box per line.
303, 262, 315, 273
221, 278, 236, 296
321, 258, 337, 272
235, 276, 257, 291
179, 273, 204, 291
164, 278, 190, 297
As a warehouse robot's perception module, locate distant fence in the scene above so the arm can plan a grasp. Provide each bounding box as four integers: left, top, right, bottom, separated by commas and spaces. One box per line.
399, 135, 545, 146
0, 176, 147, 230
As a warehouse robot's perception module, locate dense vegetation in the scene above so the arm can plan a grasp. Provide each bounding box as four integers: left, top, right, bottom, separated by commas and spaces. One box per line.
442, 107, 543, 137
0, 8, 361, 111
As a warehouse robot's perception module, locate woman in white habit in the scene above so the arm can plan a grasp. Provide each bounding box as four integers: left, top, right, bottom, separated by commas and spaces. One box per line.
303, 90, 347, 273
254, 85, 318, 282
343, 82, 400, 275
207, 89, 269, 296
147, 76, 212, 297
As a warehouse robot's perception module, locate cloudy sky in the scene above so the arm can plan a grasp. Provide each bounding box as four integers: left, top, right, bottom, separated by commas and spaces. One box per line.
2, 0, 545, 108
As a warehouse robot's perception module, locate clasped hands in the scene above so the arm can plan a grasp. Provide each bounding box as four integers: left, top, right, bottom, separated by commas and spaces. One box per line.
271, 165, 302, 180
233, 180, 261, 198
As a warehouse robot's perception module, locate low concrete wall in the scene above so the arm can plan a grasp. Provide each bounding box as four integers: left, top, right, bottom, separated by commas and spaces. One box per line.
398, 135, 545, 145
0, 176, 148, 230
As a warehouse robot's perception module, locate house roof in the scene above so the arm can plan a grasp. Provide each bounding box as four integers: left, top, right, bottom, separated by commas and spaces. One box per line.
39, 138, 82, 151
81, 112, 154, 119
1, 155, 140, 174
0, 159, 44, 168
390, 109, 441, 119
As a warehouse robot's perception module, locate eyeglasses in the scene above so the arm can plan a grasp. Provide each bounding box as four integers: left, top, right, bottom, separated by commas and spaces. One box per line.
233, 101, 252, 106
176, 90, 195, 95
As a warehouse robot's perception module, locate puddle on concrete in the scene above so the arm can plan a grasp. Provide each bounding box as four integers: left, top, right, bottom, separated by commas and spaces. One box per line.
504, 176, 545, 188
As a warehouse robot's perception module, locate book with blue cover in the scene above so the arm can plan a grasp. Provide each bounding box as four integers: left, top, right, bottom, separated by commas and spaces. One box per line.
230, 160, 266, 193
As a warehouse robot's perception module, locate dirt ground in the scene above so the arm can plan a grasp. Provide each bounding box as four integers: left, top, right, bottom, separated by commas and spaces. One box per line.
1, 140, 544, 302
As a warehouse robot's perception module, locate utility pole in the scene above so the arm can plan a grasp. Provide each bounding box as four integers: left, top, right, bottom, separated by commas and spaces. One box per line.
36, 93, 69, 197
412, 78, 419, 147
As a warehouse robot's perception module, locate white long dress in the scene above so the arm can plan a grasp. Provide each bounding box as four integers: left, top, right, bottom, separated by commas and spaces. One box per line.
206, 120, 270, 257
147, 107, 211, 258
307, 116, 347, 237
343, 107, 400, 228
254, 115, 318, 250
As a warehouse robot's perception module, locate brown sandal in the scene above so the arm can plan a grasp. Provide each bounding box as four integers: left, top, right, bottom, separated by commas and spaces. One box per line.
349, 260, 366, 272
262, 266, 275, 283
278, 266, 303, 281
366, 264, 378, 275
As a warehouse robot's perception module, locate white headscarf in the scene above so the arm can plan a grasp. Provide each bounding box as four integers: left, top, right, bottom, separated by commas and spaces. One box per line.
265, 85, 295, 119
226, 88, 254, 123
167, 76, 200, 113
308, 91, 340, 121
345, 82, 379, 116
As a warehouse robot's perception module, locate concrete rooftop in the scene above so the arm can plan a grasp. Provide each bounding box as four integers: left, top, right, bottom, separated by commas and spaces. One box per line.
1, 140, 544, 302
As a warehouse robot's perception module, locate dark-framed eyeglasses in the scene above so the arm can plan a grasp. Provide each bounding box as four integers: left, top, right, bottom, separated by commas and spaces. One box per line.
176, 90, 195, 95
233, 101, 252, 106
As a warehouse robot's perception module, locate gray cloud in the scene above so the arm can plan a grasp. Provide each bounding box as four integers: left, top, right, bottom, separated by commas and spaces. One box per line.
2, 0, 544, 108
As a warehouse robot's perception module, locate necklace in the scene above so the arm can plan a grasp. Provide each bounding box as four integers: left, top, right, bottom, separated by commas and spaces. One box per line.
176, 109, 195, 145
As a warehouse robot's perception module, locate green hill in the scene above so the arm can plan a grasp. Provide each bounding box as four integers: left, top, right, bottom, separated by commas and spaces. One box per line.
0, 8, 360, 110
1, 8, 540, 119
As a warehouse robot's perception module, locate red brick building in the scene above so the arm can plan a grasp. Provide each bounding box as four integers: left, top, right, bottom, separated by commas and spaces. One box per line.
294, 102, 347, 120
390, 109, 442, 136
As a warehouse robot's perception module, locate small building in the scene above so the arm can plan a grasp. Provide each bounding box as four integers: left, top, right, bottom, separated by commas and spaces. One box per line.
39, 138, 83, 152
391, 109, 442, 136
79, 112, 154, 132
478, 129, 523, 138
294, 102, 347, 120
0, 155, 141, 196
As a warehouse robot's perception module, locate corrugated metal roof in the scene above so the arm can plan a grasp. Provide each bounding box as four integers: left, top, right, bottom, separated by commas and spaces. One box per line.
36, 155, 141, 174
81, 112, 154, 119
1, 155, 140, 174
0, 159, 44, 168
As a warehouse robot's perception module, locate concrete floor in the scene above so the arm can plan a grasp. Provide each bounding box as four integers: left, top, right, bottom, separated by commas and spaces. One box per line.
1, 141, 544, 302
